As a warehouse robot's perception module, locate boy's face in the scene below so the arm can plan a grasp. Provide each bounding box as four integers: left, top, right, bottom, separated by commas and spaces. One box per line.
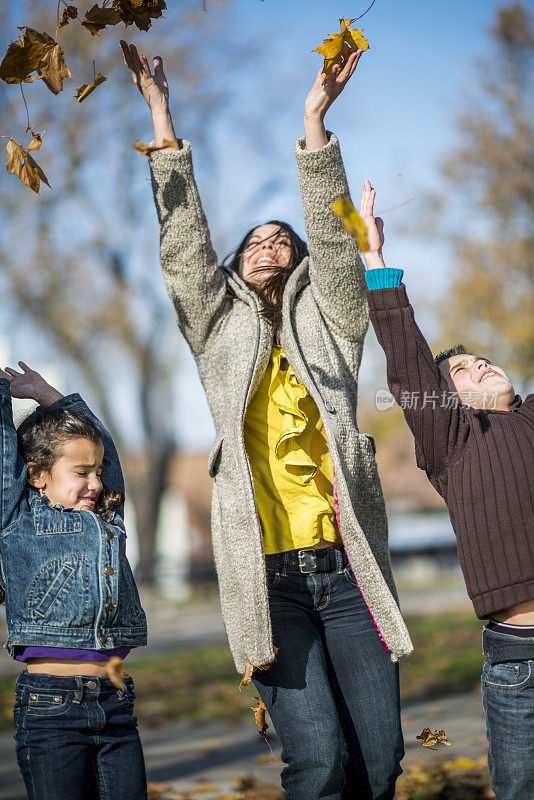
438, 354, 515, 410
29, 437, 104, 511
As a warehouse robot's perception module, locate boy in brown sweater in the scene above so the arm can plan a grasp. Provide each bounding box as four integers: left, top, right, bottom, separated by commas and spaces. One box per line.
359, 180, 534, 800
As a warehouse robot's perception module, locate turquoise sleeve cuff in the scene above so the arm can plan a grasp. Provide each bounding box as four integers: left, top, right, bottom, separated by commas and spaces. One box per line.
365, 268, 404, 289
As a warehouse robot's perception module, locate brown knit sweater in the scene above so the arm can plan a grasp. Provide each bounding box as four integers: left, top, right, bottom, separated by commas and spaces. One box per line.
368, 285, 534, 618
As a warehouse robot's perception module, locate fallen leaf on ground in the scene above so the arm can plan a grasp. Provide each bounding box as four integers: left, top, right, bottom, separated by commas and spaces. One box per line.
59, 5, 78, 29
416, 726, 453, 750
331, 197, 369, 251
81, 5, 121, 37
313, 18, 369, 79
6, 137, 50, 193
75, 73, 107, 102
133, 139, 177, 155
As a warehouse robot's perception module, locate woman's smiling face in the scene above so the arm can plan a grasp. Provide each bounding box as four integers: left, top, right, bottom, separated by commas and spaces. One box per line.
239, 224, 292, 288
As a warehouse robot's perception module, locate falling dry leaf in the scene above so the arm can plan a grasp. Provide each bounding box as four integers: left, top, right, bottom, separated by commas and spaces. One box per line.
75, 73, 107, 102
250, 695, 272, 761
113, 0, 167, 32
6, 137, 50, 193
133, 139, 177, 155
313, 18, 369, 79
239, 659, 254, 690
416, 726, 453, 751
81, 4, 121, 37
59, 5, 79, 29
0, 28, 51, 84
106, 656, 126, 689
331, 197, 369, 251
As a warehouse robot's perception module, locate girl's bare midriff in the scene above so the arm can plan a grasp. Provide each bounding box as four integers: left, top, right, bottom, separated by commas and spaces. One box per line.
26, 659, 113, 677
493, 598, 534, 625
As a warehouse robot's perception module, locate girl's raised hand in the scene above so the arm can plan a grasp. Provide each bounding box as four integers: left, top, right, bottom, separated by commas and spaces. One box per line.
360, 180, 386, 270
1, 362, 63, 405
119, 41, 170, 113
304, 50, 363, 122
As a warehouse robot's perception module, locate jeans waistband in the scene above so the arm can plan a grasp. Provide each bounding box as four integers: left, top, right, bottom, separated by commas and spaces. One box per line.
265, 545, 348, 574
483, 626, 534, 664
16, 670, 133, 693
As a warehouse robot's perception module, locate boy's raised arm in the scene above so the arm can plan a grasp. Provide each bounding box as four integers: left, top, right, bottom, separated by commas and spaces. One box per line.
360, 182, 469, 476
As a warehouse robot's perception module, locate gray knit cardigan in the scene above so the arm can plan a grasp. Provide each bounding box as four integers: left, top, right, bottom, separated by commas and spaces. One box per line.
149, 133, 413, 671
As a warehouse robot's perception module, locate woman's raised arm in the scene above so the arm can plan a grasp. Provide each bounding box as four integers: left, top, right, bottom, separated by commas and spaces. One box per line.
120, 44, 229, 356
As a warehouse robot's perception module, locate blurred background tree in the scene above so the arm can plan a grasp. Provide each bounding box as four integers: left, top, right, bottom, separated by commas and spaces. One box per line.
433, 1, 534, 383
0, 0, 244, 585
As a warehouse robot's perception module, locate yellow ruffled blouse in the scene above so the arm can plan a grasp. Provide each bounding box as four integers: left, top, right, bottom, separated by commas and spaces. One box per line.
244, 345, 341, 554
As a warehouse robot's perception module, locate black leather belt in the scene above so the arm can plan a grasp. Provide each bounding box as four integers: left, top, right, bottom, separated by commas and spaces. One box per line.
264, 545, 348, 574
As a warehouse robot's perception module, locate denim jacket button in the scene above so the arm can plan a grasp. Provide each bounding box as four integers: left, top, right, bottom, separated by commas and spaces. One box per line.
99, 635, 108, 645
105, 602, 114, 612
104, 566, 114, 575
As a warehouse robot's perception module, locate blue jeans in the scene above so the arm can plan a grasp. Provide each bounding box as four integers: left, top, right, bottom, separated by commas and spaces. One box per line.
14, 671, 147, 800
482, 627, 534, 800
253, 556, 403, 800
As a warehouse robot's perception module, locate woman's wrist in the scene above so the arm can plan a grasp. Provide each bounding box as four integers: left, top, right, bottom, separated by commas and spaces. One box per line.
151, 107, 180, 149
303, 115, 328, 151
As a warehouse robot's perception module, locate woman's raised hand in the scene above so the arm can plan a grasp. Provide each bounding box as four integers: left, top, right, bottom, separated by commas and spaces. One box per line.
360, 180, 386, 270
304, 50, 363, 150
0, 362, 63, 405
119, 42, 178, 147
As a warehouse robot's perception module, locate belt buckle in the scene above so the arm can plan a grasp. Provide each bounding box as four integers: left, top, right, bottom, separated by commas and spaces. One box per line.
298, 550, 317, 574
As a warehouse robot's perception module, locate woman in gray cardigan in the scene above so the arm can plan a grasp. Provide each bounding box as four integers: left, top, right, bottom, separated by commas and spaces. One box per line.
121, 41, 412, 800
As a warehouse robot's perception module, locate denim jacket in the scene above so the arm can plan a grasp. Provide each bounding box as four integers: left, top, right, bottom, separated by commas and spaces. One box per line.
0, 380, 147, 657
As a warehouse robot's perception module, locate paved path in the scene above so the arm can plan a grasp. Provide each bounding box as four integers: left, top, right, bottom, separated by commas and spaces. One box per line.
0, 690, 486, 800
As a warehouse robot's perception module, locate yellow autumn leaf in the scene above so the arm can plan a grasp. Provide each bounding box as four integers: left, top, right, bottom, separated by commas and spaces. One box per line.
6, 137, 51, 194
27, 131, 44, 151
75, 73, 107, 102
331, 197, 369, 251
313, 18, 369, 79
133, 139, 177, 155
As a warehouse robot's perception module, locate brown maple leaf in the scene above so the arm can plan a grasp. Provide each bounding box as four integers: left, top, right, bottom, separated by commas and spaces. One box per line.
75, 73, 107, 102
6, 137, 51, 193
251, 696, 269, 739
133, 139, 177, 155
81, 5, 121, 37
59, 5, 79, 29
113, 0, 167, 32
0, 28, 50, 84
313, 18, 369, 79
27, 131, 43, 151
416, 726, 453, 751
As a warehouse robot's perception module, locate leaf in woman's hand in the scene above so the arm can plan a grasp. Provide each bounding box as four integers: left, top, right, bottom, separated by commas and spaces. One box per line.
6, 138, 51, 194
81, 5, 121, 37
75, 73, 107, 102
331, 197, 369, 251
313, 18, 369, 79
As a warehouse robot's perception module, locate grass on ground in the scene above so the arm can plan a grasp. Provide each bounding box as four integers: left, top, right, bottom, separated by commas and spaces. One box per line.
0, 609, 484, 732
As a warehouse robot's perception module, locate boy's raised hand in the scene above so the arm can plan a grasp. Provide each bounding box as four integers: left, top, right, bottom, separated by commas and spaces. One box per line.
360, 179, 386, 270
1, 362, 63, 405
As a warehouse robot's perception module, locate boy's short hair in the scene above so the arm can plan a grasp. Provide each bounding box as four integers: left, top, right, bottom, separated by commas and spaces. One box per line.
434, 343, 468, 367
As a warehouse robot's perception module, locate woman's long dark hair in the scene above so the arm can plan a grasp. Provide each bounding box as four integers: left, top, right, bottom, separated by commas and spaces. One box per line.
223, 220, 308, 331
17, 406, 124, 516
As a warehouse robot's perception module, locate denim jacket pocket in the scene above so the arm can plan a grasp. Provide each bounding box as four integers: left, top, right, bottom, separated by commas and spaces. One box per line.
27, 557, 91, 626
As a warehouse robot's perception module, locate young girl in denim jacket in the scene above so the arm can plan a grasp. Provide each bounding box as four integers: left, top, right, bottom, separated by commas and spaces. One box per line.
0, 362, 148, 800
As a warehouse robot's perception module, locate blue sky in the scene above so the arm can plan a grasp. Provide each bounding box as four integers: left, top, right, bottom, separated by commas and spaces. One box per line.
1, 0, 507, 449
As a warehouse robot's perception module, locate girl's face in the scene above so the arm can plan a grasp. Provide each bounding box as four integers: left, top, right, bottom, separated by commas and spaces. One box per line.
239, 224, 292, 288
29, 436, 104, 511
